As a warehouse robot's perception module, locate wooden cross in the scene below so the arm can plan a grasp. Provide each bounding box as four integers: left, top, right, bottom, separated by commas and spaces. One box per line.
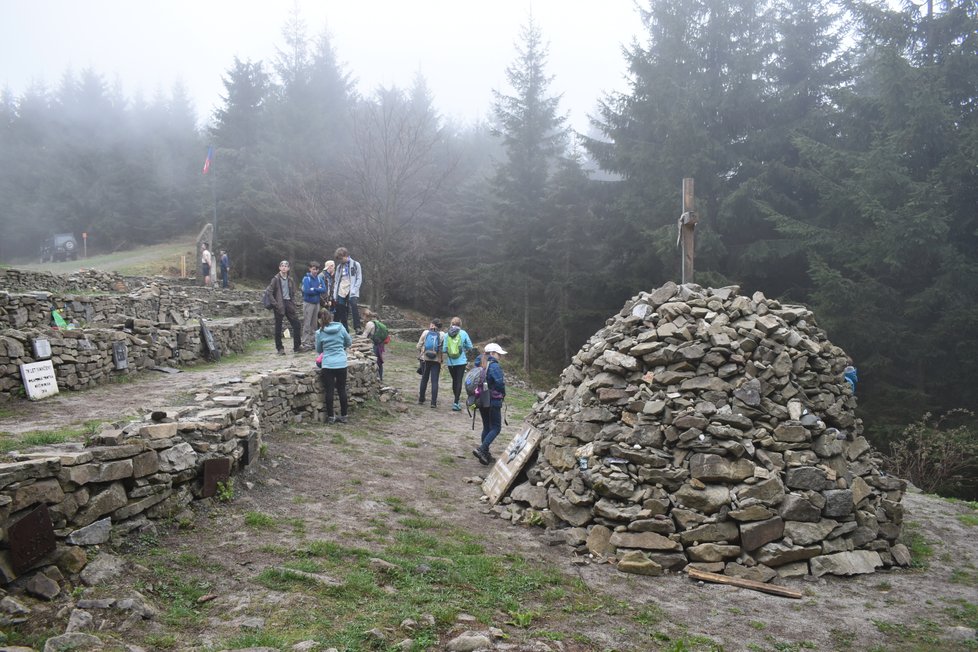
677, 177, 698, 284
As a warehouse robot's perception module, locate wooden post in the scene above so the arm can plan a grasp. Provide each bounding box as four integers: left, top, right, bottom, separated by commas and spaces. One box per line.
679, 178, 698, 284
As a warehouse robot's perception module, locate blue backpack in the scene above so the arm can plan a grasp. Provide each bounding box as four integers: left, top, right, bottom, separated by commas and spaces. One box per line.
422, 330, 440, 360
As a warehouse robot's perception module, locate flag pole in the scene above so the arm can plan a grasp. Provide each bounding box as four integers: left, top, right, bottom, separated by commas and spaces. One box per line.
210, 148, 218, 257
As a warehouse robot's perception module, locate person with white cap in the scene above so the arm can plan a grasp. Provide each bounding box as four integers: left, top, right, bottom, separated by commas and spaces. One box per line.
472, 342, 507, 465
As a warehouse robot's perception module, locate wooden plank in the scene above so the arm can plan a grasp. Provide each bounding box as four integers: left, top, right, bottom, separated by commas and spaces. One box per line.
687, 567, 803, 599
481, 425, 542, 505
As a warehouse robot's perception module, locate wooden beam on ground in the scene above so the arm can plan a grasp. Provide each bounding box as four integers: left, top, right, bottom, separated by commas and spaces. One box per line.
687, 567, 803, 600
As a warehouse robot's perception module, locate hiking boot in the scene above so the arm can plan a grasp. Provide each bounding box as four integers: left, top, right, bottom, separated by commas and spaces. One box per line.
452, 402, 461, 411
472, 448, 490, 466
430, 403, 437, 409
336, 415, 348, 424
327, 416, 336, 424
277, 349, 286, 356
418, 398, 425, 405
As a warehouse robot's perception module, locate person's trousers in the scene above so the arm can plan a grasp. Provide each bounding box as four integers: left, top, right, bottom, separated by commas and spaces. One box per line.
448, 364, 466, 404
335, 299, 350, 332
374, 342, 385, 380
274, 304, 302, 352
349, 296, 361, 330
301, 301, 319, 347
221, 269, 228, 288
419, 361, 441, 405
321, 367, 348, 417
478, 405, 502, 454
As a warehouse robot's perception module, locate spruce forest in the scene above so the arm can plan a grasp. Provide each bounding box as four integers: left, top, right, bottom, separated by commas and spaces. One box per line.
1, 0, 977, 476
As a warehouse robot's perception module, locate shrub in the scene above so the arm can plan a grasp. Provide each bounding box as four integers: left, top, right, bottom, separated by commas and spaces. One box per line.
885, 410, 978, 496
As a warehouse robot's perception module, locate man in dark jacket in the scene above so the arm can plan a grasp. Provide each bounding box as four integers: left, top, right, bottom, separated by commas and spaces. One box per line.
266, 260, 302, 355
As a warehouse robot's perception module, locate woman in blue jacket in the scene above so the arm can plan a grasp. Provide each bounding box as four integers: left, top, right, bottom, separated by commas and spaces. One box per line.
472, 343, 506, 465
315, 309, 353, 424
442, 316, 474, 411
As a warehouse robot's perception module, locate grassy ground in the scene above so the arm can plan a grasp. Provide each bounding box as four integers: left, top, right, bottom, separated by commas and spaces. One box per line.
16, 236, 196, 277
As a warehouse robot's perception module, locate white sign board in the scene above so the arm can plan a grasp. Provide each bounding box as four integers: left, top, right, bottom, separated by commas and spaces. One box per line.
19, 360, 59, 400
481, 424, 542, 505
32, 339, 52, 359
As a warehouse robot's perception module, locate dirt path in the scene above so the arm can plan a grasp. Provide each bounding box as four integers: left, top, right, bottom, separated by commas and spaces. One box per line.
4, 338, 978, 651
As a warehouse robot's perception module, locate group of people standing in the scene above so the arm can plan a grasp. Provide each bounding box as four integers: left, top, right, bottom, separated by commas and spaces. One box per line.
415, 318, 507, 466
262, 248, 507, 466
264, 247, 363, 356
199, 242, 230, 289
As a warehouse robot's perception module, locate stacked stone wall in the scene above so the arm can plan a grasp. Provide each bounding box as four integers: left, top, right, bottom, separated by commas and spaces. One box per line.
505, 282, 908, 581
0, 284, 265, 331
0, 317, 273, 395
0, 357, 380, 585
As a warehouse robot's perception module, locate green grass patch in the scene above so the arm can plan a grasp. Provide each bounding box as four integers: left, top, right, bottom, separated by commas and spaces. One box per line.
945, 598, 978, 629
957, 513, 978, 527
0, 419, 105, 454
504, 385, 538, 421
872, 618, 944, 648
244, 511, 277, 529
900, 521, 935, 569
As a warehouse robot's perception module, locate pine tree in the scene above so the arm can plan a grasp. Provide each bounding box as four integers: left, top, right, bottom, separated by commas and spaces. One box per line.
489, 16, 569, 372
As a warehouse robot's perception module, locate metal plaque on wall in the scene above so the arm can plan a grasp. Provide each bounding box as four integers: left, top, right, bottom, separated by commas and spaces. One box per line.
112, 341, 128, 370
9, 504, 56, 573
201, 457, 232, 498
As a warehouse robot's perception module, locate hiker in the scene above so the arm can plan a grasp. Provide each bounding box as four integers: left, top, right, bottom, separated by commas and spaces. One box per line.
443, 316, 474, 411
472, 343, 507, 465
416, 318, 445, 408
318, 259, 335, 310
362, 309, 389, 381
332, 247, 363, 334
200, 242, 213, 287
301, 261, 327, 349
844, 359, 858, 394
219, 250, 230, 288
266, 260, 302, 355
316, 309, 353, 424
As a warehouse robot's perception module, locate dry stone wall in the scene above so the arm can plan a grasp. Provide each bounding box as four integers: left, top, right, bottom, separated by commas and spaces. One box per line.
508, 282, 908, 581
0, 317, 272, 395
0, 353, 380, 586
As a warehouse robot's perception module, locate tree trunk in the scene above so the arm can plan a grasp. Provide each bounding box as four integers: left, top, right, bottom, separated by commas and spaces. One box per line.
523, 280, 530, 374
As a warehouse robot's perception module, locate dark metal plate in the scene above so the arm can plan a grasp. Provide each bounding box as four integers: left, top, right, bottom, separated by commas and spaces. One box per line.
241, 434, 259, 466
201, 457, 231, 498
9, 504, 56, 574
112, 341, 129, 370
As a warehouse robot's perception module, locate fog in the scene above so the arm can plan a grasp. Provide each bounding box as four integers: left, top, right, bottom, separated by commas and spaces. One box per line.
0, 0, 644, 133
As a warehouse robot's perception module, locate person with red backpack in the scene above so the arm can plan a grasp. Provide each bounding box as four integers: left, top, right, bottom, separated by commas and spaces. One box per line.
416, 319, 445, 408
472, 343, 507, 465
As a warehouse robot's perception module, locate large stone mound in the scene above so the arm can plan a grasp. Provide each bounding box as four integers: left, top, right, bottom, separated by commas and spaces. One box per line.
509, 282, 908, 580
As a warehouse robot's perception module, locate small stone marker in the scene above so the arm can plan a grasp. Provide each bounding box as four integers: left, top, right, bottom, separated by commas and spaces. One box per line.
19, 360, 59, 400
9, 504, 57, 573
241, 434, 259, 466
482, 425, 542, 505
112, 341, 128, 370
31, 338, 52, 359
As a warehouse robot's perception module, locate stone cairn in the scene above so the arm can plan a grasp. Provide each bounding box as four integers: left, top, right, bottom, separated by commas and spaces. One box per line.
504, 282, 908, 581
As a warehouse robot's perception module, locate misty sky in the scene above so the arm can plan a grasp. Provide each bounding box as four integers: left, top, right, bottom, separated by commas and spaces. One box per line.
1, 1, 645, 134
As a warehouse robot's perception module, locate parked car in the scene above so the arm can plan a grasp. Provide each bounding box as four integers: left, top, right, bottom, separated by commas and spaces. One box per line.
39, 233, 79, 262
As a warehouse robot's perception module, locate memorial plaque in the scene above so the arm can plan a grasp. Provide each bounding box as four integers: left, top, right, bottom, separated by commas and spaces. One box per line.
9, 504, 56, 573
201, 457, 232, 498
32, 338, 52, 359
19, 360, 59, 400
481, 425, 543, 505
112, 341, 129, 370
